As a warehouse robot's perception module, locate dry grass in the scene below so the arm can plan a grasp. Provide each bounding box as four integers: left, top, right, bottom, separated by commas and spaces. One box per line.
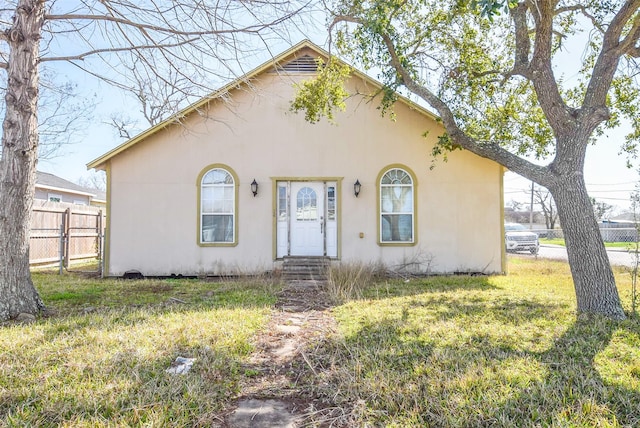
298, 257, 640, 427
3, 259, 640, 426
326, 261, 384, 303
0, 272, 278, 426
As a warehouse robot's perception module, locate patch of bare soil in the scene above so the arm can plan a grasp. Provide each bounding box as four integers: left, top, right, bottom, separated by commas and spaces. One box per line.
222, 280, 349, 427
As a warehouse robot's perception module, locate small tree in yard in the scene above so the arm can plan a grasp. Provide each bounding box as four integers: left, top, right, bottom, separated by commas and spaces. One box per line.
293, 0, 640, 319
534, 186, 558, 230
0, 0, 306, 321
591, 197, 614, 221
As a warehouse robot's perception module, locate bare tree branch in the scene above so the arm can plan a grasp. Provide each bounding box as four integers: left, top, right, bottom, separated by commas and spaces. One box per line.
372, 26, 549, 185
45, 12, 299, 37
526, 0, 574, 135
39, 39, 198, 63
533, 186, 558, 230
106, 114, 134, 140
555, 4, 606, 33
583, 0, 640, 116
619, 14, 640, 56
510, 2, 532, 74
0, 0, 311, 321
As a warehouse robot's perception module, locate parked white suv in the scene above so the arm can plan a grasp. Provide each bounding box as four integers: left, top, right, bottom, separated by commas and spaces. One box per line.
505, 223, 539, 254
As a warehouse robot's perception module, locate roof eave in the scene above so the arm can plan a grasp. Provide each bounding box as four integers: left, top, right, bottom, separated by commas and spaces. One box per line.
87, 40, 321, 171
86, 39, 440, 170
35, 183, 96, 198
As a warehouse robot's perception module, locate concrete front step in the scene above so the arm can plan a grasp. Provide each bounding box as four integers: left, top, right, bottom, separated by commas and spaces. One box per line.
282, 256, 330, 264
282, 256, 329, 280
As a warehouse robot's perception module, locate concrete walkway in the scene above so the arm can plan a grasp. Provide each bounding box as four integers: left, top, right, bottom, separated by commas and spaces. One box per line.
226, 280, 335, 427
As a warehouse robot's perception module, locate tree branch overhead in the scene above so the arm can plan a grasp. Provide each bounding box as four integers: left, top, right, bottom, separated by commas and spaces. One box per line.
291, 0, 639, 319
0, 0, 309, 322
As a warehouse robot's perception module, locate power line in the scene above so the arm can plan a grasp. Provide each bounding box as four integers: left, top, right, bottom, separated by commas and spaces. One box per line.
586, 181, 637, 186
592, 197, 633, 201
504, 187, 635, 193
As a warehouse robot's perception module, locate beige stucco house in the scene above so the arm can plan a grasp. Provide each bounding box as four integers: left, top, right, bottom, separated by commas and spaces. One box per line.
88, 41, 505, 277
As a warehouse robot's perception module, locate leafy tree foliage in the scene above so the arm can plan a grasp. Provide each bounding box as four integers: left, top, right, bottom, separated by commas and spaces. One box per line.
290, 58, 351, 123
293, 0, 640, 319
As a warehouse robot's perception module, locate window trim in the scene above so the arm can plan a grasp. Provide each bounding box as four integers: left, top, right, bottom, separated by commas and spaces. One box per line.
377, 164, 418, 246
196, 164, 239, 247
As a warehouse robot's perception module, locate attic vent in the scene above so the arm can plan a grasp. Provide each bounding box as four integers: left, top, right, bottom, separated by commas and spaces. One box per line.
277, 55, 319, 73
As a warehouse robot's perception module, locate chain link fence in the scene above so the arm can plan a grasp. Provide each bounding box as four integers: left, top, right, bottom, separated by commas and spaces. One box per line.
536, 227, 638, 243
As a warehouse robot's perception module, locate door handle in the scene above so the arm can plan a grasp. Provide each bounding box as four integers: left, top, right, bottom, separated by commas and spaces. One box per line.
320, 216, 324, 234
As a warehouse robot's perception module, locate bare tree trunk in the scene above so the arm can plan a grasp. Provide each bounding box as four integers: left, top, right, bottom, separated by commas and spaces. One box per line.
0, 0, 46, 321
552, 176, 625, 320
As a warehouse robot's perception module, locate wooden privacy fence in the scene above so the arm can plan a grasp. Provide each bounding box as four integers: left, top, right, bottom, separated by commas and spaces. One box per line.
30, 200, 104, 269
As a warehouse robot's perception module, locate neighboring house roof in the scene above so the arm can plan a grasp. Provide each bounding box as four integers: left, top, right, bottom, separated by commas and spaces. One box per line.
36, 171, 106, 202
90, 190, 107, 204
610, 212, 638, 222
87, 39, 439, 171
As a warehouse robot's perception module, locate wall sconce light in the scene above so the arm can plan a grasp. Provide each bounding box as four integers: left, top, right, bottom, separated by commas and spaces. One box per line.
354, 179, 361, 197
251, 179, 258, 197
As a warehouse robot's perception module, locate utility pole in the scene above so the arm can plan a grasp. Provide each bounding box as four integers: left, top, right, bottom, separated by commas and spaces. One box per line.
530, 181, 534, 230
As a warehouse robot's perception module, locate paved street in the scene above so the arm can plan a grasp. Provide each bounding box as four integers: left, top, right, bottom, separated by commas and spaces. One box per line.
533, 244, 637, 268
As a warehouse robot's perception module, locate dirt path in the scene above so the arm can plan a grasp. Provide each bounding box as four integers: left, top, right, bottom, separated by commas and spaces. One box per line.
225, 280, 338, 427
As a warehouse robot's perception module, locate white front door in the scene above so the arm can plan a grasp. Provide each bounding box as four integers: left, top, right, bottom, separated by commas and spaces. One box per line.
290, 182, 325, 256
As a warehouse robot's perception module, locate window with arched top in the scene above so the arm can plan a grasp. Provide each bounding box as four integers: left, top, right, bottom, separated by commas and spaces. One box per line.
198, 166, 237, 245
379, 167, 415, 244
296, 186, 318, 221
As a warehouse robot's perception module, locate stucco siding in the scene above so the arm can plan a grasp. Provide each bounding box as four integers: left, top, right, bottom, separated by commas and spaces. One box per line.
106, 70, 503, 276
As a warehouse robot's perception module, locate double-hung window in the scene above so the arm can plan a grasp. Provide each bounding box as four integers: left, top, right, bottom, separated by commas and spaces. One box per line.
380, 167, 415, 244
200, 167, 236, 244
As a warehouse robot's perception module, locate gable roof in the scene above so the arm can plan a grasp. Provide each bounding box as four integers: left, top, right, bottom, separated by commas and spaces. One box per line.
87, 40, 439, 171
36, 171, 106, 202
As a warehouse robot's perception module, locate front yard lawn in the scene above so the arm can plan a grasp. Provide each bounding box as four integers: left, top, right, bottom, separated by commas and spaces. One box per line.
0, 274, 277, 426
299, 258, 640, 427
1, 258, 638, 426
